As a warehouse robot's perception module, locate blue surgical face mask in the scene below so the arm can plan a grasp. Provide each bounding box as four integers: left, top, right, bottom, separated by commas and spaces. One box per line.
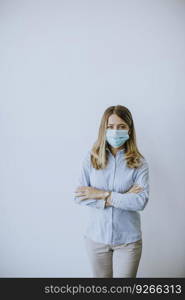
105, 129, 129, 148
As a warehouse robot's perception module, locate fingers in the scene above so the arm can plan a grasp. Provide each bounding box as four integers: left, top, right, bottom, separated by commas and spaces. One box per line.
75, 192, 86, 197
74, 188, 88, 199
78, 196, 89, 201
127, 184, 144, 193
75, 186, 89, 193
133, 186, 143, 191
74, 186, 90, 198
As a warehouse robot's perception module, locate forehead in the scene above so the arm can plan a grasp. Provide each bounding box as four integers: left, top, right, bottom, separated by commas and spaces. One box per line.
107, 114, 127, 125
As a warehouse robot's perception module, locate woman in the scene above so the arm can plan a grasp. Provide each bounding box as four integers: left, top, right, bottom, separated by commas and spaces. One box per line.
74, 105, 150, 278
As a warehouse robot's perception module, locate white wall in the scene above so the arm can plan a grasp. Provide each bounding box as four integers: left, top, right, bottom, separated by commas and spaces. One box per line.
0, 0, 185, 277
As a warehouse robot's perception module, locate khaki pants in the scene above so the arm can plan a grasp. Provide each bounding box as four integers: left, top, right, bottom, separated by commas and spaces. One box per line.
84, 236, 142, 278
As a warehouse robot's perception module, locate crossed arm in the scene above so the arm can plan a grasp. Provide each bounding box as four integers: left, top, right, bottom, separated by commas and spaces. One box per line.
74, 185, 144, 208
73, 151, 149, 212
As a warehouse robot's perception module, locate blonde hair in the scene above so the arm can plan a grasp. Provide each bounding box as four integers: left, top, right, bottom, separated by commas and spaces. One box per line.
90, 105, 144, 169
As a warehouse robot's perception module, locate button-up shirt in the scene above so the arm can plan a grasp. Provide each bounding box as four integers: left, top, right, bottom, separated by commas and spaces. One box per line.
74, 147, 150, 245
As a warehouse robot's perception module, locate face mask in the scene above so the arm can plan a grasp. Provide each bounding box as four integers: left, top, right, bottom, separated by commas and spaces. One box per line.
105, 129, 129, 148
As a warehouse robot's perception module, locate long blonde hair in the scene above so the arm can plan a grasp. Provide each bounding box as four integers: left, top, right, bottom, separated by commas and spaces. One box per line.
90, 105, 144, 169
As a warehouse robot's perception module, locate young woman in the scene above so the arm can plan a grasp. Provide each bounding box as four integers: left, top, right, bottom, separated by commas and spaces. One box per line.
74, 105, 150, 278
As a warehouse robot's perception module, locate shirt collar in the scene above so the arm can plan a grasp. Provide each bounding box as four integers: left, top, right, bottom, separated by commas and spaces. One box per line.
106, 146, 125, 154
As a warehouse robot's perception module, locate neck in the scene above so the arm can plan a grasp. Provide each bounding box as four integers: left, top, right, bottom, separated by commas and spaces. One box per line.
110, 146, 125, 156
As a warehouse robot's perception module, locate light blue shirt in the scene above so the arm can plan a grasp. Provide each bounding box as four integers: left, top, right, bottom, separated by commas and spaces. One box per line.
74, 147, 150, 245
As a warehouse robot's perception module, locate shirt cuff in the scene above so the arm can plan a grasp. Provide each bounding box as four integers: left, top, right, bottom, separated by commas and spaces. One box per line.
110, 190, 148, 211
95, 199, 106, 209
110, 191, 135, 210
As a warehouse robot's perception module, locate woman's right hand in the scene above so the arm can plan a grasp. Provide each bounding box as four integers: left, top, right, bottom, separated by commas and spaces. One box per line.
125, 184, 143, 194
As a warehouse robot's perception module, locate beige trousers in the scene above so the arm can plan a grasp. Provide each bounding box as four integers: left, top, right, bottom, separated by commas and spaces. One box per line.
84, 236, 142, 278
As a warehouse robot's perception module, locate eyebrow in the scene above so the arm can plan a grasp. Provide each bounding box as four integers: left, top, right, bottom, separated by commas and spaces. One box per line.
107, 123, 127, 126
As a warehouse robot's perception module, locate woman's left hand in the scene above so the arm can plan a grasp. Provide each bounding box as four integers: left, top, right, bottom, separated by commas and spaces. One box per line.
74, 186, 106, 201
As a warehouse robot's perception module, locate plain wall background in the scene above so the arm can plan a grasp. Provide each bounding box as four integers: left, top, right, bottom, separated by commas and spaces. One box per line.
0, 0, 185, 277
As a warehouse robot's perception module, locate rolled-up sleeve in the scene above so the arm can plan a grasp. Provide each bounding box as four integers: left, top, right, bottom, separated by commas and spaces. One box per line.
110, 159, 150, 211
73, 151, 106, 209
